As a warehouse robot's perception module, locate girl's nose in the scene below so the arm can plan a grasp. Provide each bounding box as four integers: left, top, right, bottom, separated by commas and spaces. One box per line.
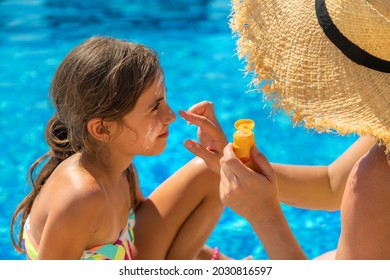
163, 105, 176, 124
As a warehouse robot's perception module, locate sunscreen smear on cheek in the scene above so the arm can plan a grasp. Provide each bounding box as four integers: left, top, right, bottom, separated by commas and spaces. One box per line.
143, 122, 162, 149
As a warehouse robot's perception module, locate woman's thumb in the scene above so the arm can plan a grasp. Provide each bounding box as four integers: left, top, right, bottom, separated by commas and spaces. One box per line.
251, 145, 274, 179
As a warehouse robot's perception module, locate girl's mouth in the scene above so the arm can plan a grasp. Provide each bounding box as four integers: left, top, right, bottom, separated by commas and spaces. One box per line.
158, 131, 169, 138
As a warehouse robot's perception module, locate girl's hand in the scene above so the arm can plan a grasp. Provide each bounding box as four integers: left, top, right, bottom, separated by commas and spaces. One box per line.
219, 143, 279, 222
179, 101, 228, 173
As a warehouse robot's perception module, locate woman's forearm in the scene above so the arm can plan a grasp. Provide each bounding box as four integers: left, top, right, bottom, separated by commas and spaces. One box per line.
273, 136, 376, 211
272, 164, 335, 210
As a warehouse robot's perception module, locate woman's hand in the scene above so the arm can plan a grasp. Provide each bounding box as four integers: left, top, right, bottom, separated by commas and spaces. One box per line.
179, 101, 228, 173
219, 143, 279, 222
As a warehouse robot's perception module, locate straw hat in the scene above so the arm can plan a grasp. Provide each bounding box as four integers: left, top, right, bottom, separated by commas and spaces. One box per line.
230, 0, 390, 152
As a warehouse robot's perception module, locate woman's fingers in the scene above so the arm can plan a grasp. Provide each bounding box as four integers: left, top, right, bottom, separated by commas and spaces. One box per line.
186, 101, 216, 119
179, 110, 221, 138
222, 144, 255, 177
220, 156, 238, 201
250, 145, 274, 181
184, 140, 220, 174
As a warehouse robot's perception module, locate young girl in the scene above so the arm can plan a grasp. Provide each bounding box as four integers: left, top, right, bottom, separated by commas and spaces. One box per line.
10, 36, 229, 260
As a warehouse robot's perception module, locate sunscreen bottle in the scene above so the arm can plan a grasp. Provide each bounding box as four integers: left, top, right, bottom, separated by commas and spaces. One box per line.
233, 119, 257, 170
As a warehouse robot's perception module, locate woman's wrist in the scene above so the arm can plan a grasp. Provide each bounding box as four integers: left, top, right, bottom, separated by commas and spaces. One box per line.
245, 199, 281, 225
249, 202, 307, 259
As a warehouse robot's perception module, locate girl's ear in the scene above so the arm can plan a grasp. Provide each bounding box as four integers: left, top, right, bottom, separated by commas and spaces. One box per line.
87, 118, 111, 142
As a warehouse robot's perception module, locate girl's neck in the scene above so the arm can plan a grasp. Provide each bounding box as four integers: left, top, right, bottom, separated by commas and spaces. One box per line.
79, 151, 134, 184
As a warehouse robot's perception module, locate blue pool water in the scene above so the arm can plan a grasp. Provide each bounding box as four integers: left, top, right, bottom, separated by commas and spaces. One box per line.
0, 0, 356, 260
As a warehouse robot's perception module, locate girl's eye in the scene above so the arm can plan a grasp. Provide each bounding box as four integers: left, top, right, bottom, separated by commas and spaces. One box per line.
151, 102, 161, 112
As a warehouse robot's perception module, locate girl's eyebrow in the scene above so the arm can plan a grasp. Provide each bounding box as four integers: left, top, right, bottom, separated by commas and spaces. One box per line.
148, 85, 167, 109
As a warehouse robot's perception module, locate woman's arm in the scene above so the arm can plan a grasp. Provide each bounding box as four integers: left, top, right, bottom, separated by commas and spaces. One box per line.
273, 136, 376, 211
219, 137, 375, 259
220, 144, 307, 259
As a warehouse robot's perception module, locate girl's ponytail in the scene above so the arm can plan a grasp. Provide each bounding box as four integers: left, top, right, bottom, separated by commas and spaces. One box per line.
10, 114, 76, 253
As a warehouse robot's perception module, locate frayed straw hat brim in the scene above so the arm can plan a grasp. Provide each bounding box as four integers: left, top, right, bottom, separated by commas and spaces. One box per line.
230, 0, 390, 152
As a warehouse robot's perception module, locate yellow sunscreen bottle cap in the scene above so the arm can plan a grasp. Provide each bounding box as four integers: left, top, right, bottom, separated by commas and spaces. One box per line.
233, 119, 255, 148
233, 119, 255, 165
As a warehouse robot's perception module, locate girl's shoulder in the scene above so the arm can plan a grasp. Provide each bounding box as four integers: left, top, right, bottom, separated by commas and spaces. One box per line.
27, 156, 106, 251
42, 155, 106, 213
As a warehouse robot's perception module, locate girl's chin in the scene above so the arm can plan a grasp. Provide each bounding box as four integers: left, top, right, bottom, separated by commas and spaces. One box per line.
142, 143, 167, 156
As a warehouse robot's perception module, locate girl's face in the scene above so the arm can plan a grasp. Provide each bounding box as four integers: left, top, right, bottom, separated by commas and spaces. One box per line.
109, 74, 176, 156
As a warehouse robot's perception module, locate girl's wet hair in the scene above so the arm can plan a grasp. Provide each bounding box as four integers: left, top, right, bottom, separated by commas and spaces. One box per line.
10, 36, 161, 252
